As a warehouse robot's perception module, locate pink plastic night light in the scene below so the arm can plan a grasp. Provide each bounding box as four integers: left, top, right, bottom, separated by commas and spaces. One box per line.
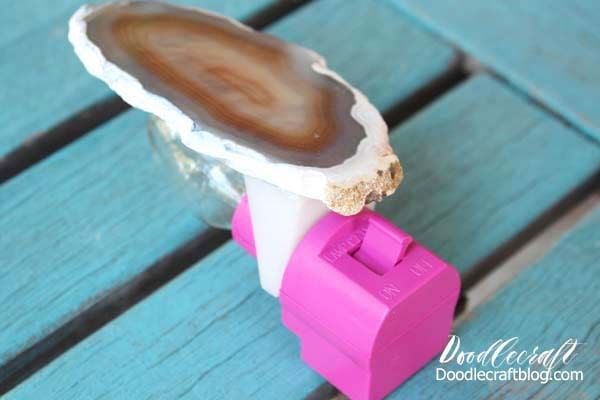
232, 196, 460, 400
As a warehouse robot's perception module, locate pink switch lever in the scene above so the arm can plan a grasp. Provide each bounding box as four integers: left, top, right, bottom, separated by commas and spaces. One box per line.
353, 218, 413, 275
232, 196, 460, 400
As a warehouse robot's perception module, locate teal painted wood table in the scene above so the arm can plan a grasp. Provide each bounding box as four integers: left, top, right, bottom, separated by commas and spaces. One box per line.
1, 1, 599, 399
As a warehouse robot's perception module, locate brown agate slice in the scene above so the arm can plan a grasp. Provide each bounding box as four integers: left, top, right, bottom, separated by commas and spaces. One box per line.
69, 1, 402, 215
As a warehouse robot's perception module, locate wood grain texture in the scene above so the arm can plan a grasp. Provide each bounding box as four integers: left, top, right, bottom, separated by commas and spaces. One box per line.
7, 76, 599, 399
0, 0, 455, 383
387, 0, 600, 142
0, 0, 272, 157
6, 243, 321, 399
0, 111, 205, 374
386, 206, 600, 399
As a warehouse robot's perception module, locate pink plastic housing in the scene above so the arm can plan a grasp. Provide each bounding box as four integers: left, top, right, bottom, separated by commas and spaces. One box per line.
232, 196, 460, 400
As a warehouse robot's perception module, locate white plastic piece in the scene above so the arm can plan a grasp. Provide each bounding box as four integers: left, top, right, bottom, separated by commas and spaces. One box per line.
244, 176, 328, 296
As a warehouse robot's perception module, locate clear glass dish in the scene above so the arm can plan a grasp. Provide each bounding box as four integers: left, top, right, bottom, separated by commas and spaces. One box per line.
147, 115, 245, 229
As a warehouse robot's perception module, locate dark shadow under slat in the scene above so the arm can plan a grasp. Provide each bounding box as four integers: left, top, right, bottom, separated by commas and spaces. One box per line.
0, 96, 129, 184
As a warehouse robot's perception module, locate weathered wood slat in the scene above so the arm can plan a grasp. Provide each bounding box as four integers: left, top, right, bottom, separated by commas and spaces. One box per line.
7, 76, 598, 399
1, 0, 84, 47
0, 0, 272, 158
387, 205, 600, 399
10, 242, 315, 399
0, 111, 207, 385
380, 75, 600, 275
387, 0, 600, 142
0, 0, 455, 386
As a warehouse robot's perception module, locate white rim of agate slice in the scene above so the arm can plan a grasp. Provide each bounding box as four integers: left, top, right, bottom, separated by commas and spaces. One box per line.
68, 1, 403, 215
